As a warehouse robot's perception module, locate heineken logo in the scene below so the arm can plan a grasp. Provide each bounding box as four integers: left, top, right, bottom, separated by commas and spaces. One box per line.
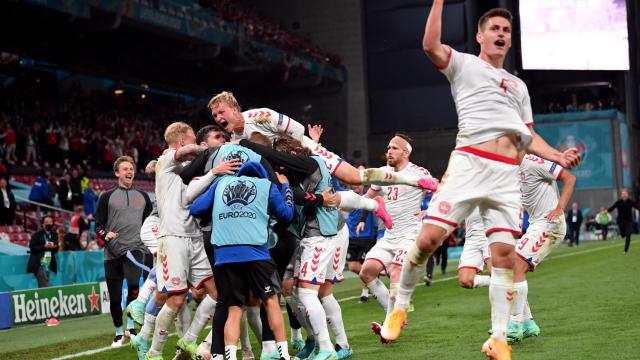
12, 284, 102, 324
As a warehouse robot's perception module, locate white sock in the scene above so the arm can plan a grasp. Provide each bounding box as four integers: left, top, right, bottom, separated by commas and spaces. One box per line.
523, 299, 533, 320
138, 278, 157, 304
321, 294, 349, 348
277, 341, 290, 359
184, 295, 216, 342
360, 286, 369, 297
262, 340, 276, 355
175, 301, 192, 337
338, 191, 377, 211
366, 279, 389, 310
510, 281, 528, 324
296, 287, 332, 351
291, 327, 303, 341
286, 294, 313, 339
139, 313, 156, 341
240, 313, 252, 351
246, 306, 263, 341
360, 168, 420, 186
387, 283, 398, 317
490, 268, 515, 341
225, 345, 238, 360
397, 243, 429, 309
149, 305, 178, 356
473, 274, 491, 288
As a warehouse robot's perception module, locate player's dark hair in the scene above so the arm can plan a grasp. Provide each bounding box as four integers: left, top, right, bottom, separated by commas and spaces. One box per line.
478, 8, 512, 31
394, 132, 413, 145
196, 124, 226, 144
274, 135, 312, 156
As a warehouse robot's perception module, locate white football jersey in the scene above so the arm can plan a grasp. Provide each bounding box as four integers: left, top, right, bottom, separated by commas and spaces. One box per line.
371, 163, 429, 239
519, 154, 563, 223
155, 149, 201, 237
231, 108, 305, 142
440, 48, 533, 149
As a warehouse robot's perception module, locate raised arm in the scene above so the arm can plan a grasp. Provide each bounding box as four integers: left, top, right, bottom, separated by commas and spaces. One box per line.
423, 0, 451, 68
527, 125, 581, 169
546, 169, 576, 221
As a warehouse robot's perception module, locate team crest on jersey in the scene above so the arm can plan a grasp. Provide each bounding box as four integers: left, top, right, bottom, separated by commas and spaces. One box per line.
223, 180, 257, 207
223, 150, 250, 164
438, 201, 452, 215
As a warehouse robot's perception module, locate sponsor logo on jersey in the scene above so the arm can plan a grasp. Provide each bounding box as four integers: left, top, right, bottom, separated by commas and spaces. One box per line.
438, 201, 452, 215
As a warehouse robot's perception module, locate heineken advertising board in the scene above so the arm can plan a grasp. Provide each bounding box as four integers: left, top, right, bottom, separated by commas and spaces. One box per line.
12, 283, 102, 325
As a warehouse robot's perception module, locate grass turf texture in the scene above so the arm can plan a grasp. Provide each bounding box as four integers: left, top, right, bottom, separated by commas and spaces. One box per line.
1, 236, 638, 359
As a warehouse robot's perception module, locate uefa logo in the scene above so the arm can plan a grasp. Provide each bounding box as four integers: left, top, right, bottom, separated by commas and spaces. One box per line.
223, 180, 258, 207
224, 150, 250, 164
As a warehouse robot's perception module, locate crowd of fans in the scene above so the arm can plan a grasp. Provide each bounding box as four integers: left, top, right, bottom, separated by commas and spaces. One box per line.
543, 96, 621, 114
0, 72, 210, 173
208, 0, 342, 66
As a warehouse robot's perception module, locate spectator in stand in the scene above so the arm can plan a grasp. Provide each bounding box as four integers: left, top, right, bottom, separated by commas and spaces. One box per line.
57, 171, 73, 211
0, 159, 7, 178
66, 204, 87, 251
44, 123, 58, 163
25, 127, 37, 164
28, 170, 52, 206
567, 202, 583, 247
4, 123, 17, 164
27, 215, 58, 288
70, 168, 83, 206
83, 179, 99, 217
608, 189, 640, 255
47, 172, 57, 205
0, 177, 16, 225
596, 207, 612, 240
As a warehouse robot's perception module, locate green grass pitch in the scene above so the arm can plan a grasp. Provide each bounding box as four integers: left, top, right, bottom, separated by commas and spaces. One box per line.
2, 236, 639, 360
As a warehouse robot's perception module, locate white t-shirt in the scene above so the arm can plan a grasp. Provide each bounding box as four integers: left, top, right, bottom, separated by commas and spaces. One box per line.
231, 108, 305, 142
155, 149, 200, 237
440, 48, 533, 149
371, 163, 429, 240
519, 154, 563, 223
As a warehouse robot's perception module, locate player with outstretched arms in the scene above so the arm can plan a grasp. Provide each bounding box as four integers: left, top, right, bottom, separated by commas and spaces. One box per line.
207, 92, 439, 198
379, 4, 580, 359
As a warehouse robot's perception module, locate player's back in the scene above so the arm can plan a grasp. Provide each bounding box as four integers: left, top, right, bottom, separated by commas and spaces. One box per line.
441, 48, 532, 149
155, 150, 200, 237
372, 163, 428, 237
236, 108, 303, 141
519, 154, 562, 223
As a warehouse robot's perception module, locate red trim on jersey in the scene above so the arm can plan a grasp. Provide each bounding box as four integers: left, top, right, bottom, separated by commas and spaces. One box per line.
556, 168, 564, 180
457, 265, 482, 273
516, 252, 536, 271
483, 257, 491, 263
525, 121, 534, 126
297, 279, 326, 286
284, 117, 291, 133
366, 257, 387, 272
427, 216, 458, 227
330, 159, 343, 176
436, 47, 453, 70
173, 148, 181, 162
194, 275, 215, 289
166, 287, 189, 295
456, 146, 518, 165
485, 227, 522, 237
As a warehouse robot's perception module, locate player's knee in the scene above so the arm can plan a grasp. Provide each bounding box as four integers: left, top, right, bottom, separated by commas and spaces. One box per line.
458, 277, 474, 289
359, 266, 376, 283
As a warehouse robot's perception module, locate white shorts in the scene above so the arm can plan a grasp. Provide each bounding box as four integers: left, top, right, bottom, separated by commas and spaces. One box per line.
295, 228, 347, 285
157, 235, 213, 293
365, 227, 418, 271
458, 233, 491, 272
517, 216, 566, 270
140, 215, 159, 255
424, 148, 523, 245
326, 227, 349, 284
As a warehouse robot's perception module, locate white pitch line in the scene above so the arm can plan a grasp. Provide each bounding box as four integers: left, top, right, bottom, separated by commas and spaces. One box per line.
49, 243, 618, 359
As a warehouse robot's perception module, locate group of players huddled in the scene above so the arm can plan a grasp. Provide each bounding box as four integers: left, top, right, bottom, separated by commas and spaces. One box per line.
96, 4, 581, 360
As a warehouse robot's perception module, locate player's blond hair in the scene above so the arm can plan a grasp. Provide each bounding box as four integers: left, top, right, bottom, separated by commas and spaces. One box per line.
208, 91, 240, 111
164, 122, 193, 146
